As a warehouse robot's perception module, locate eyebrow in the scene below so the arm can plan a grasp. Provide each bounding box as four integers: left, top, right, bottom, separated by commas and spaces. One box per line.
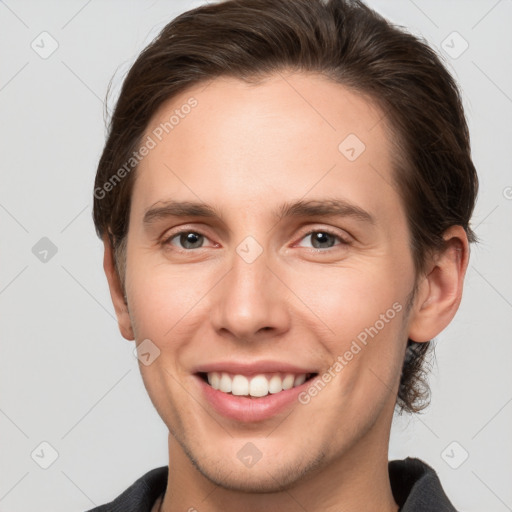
143, 198, 375, 226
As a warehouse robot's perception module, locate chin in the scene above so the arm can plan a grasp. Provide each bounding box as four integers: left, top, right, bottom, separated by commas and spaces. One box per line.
187, 446, 328, 493
199, 465, 301, 493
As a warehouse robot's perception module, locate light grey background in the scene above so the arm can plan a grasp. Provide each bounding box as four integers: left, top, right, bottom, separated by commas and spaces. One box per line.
0, 1, 511, 511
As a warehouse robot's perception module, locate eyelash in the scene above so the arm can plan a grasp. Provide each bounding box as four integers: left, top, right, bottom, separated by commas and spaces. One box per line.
161, 227, 351, 252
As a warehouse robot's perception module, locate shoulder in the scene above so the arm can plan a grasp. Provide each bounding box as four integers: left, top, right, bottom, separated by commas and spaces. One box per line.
389, 457, 457, 511
85, 466, 168, 512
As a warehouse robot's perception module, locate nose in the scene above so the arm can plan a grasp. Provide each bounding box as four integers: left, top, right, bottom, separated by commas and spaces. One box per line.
210, 243, 291, 343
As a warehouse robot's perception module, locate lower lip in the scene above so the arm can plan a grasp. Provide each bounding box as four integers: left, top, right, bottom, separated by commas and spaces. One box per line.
194, 375, 313, 422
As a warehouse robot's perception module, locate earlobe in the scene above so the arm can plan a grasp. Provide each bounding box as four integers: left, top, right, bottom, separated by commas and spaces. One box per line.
408, 226, 469, 343
102, 234, 135, 341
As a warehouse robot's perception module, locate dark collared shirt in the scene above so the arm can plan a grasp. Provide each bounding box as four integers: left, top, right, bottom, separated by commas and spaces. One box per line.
86, 457, 457, 511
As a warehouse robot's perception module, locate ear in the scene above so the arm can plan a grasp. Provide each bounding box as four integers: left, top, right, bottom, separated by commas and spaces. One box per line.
408, 226, 470, 343
102, 234, 135, 341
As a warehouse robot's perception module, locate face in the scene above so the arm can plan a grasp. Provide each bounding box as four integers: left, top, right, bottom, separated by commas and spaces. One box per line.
122, 72, 418, 491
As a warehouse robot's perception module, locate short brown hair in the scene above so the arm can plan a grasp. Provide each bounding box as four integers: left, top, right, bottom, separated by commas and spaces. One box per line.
92, 0, 478, 413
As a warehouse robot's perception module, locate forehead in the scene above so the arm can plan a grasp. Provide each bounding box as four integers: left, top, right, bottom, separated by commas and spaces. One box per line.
132, 72, 401, 224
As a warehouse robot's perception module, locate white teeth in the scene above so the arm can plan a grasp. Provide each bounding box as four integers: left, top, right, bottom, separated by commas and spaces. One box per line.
205, 372, 310, 397
282, 374, 295, 390
294, 374, 306, 387
249, 375, 269, 397
208, 371, 220, 390
268, 374, 282, 394
219, 372, 232, 393
231, 375, 249, 396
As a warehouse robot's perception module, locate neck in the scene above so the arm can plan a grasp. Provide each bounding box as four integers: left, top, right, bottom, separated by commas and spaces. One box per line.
159, 413, 399, 512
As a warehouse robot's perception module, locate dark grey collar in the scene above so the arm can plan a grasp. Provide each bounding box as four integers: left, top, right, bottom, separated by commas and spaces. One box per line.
86, 457, 457, 511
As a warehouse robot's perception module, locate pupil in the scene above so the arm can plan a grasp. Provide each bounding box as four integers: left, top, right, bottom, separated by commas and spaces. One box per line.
312, 232, 334, 249
181, 232, 202, 249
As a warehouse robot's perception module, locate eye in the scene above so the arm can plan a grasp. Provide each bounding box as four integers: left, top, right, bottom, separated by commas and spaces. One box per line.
161, 228, 350, 252
296, 230, 349, 250
163, 230, 215, 250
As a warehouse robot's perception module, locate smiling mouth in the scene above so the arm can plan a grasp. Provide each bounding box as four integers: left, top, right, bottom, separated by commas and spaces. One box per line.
198, 371, 318, 398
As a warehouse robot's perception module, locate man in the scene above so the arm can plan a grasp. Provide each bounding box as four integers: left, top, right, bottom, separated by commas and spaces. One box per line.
90, 0, 478, 510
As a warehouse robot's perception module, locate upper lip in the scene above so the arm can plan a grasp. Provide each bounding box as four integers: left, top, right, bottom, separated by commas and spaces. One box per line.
193, 360, 318, 376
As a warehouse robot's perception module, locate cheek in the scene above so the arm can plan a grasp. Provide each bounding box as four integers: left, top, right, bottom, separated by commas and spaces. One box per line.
126, 260, 210, 339
288, 262, 407, 341
289, 263, 409, 398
